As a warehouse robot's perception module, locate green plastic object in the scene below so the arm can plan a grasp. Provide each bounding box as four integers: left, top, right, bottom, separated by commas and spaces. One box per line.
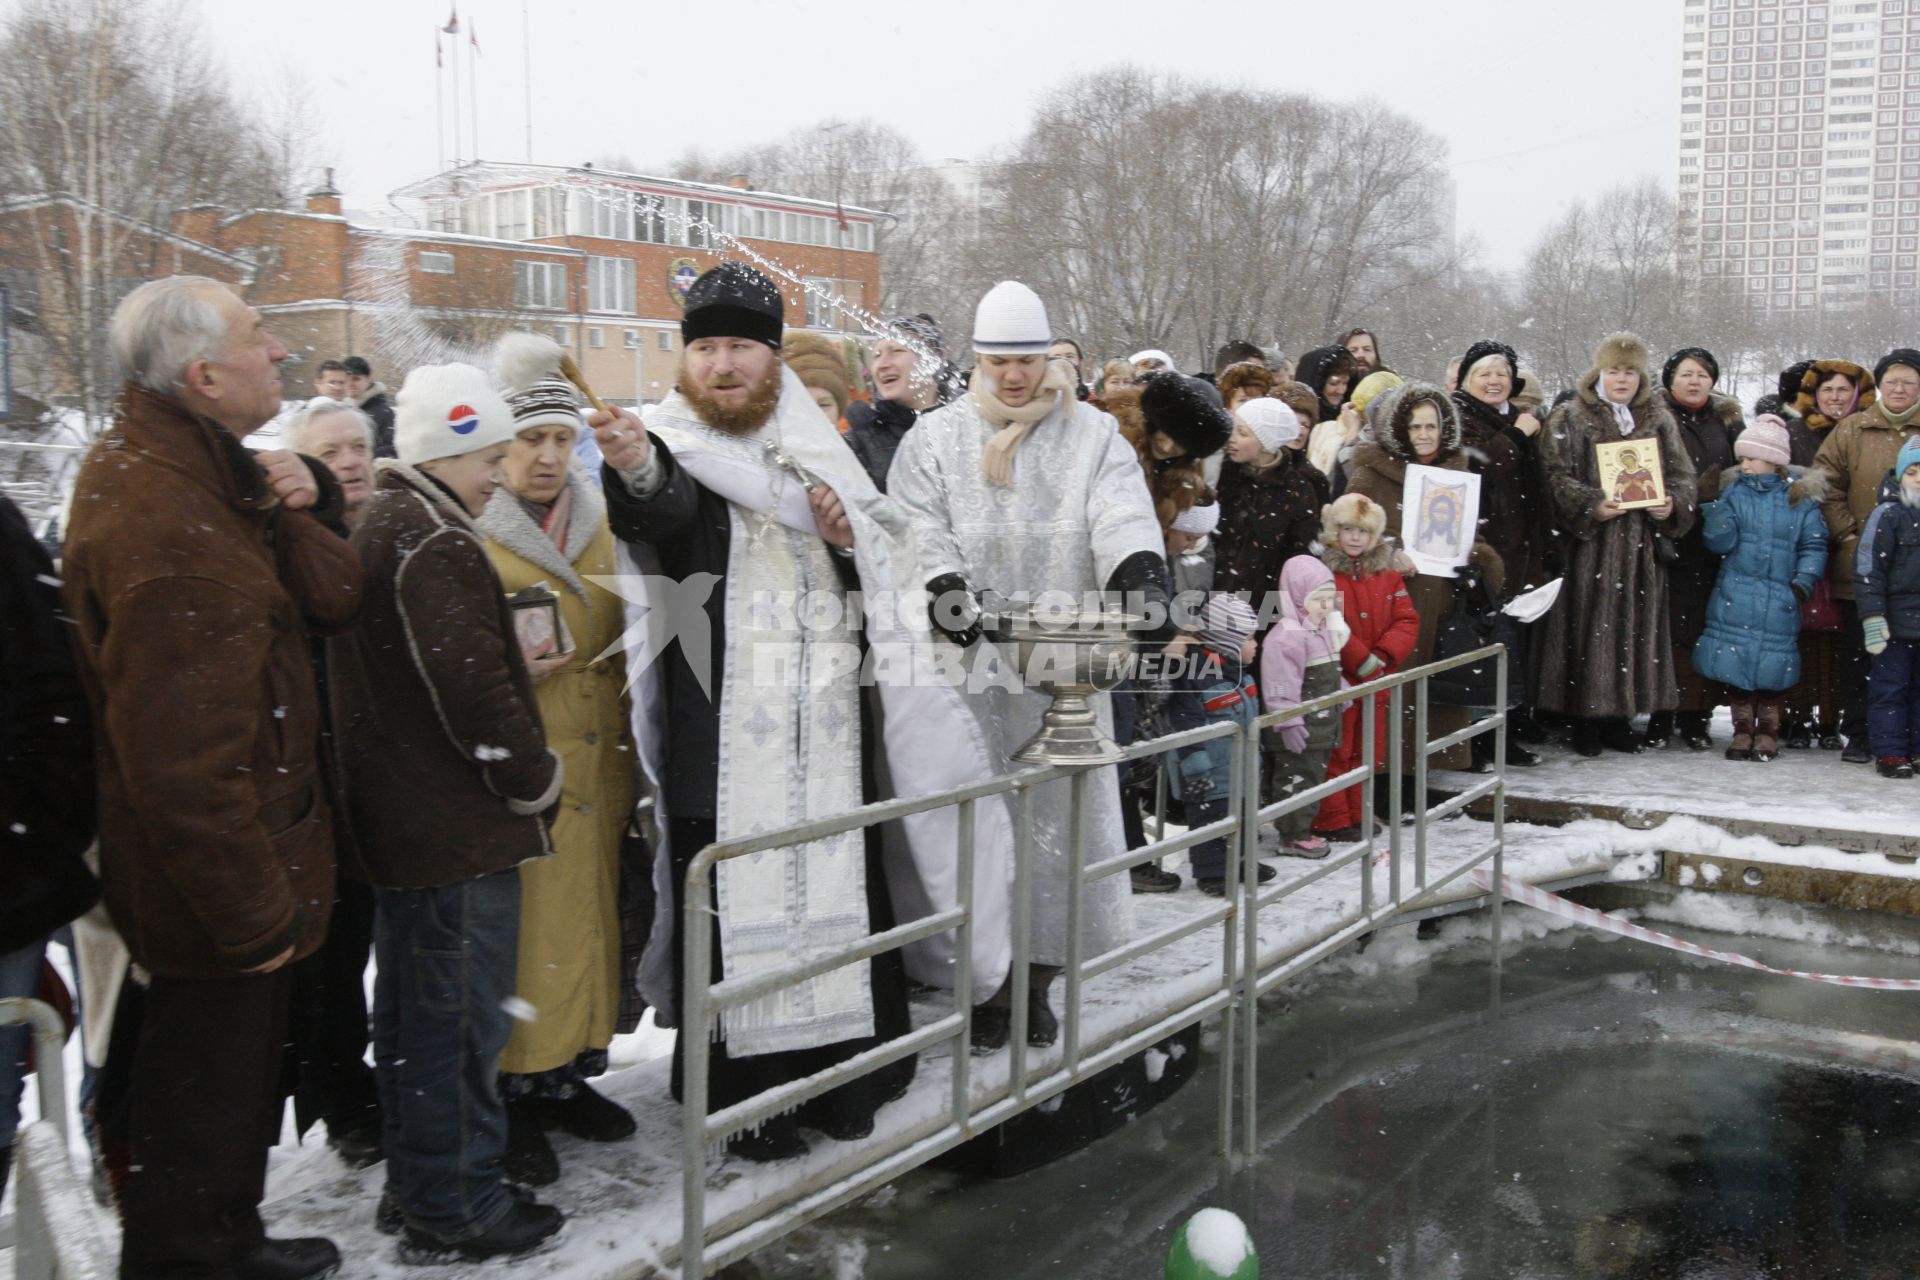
1165, 1208, 1258, 1279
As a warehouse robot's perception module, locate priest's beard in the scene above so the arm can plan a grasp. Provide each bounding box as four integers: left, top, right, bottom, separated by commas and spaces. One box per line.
681, 362, 782, 436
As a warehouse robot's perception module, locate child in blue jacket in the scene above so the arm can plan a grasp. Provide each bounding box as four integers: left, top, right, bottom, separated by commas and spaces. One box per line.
1692, 415, 1828, 761
1858, 437, 1920, 777
1163, 594, 1270, 897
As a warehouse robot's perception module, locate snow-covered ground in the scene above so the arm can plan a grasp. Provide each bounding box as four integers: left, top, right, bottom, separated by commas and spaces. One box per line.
8, 745, 1915, 1278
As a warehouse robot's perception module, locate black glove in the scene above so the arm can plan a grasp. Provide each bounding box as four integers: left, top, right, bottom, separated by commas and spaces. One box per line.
1791, 581, 1810, 603
1104, 550, 1178, 643
926, 572, 984, 647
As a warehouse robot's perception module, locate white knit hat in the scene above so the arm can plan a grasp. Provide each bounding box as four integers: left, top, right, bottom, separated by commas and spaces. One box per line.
1130, 348, 1175, 370
1235, 398, 1300, 454
1170, 500, 1220, 536
972, 281, 1052, 355
393, 363, 518, 466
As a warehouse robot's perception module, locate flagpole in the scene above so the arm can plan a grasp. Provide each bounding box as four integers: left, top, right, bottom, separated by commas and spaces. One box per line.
435, 33, 446, 170
449, 20, 462, 164
521, 0, 533, 161
468, 21, 481, 161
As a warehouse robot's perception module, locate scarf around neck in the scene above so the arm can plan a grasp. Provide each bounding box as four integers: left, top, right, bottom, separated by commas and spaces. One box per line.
1598, 385, 1637, 436
973, 359, 1076, 486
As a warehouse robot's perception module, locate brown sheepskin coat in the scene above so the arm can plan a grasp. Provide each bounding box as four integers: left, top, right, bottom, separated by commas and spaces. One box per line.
1342, 385, 1504, 769
1533, 371, 1699, 719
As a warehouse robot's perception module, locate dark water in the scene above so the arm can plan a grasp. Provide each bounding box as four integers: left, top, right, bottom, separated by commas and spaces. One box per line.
734, 894, 1920, 1280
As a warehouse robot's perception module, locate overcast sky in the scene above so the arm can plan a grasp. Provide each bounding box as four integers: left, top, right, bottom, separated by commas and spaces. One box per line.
187, 0, 1680, 272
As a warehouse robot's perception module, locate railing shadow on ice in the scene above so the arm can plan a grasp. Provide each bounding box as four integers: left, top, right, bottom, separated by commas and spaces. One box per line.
677, 643, 1511, 1279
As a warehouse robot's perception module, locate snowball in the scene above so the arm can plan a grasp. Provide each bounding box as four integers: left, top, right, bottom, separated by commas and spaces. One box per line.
1184, 1208, 1254, 1275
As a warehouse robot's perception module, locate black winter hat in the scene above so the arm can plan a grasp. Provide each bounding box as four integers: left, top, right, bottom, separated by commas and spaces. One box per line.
1662, 346, 1719, 389
682, 262, 784, 349
1777, 360, 1814, 404
1874, 348, 1920, 383
1457, 340, 1519, 389
1138, 371, 1233, 458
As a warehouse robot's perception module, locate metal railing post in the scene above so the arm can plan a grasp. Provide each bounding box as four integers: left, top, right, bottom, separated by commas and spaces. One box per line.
1384, 683, 1406, 910
1009, 785, 1036, 1099
1064, 770, 1087, 1073
1491, 650, 1508, 982
682, 845, 718, 1280
1414, 673, 1429, 895
953, 798, 977, 1126
1238, 719, 1261, 1160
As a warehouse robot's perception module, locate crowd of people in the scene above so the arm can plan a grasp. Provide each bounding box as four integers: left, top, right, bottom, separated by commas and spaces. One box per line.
4, 266, 1920, 1279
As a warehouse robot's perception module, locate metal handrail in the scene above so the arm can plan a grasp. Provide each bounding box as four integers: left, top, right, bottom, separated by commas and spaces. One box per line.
676, 644, 1512, 1277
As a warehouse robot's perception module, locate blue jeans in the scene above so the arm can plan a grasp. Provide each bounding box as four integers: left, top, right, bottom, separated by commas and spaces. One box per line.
1867, 638, 1920, 759
1, 938, 46, 1170
372, 870, 522, 1240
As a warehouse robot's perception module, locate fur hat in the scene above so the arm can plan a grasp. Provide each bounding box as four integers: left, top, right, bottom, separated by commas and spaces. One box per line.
1735, 414, 1792, 467
393, 362, 518, 466
1271, 380, 1321, 423
1349, 370, 1405, 417
1294, 345, 1357, 404
1876, 348, 1920, 385
1216, 360, 1275, 406
1383, 383, 1461, 462
780, 330, 850, 417
683, 262, 784, 349
1457, 340, 1519, 391
1777, 361, 1814, 404
1794, 359, 1877, 433
1662, 346, 1720, 389
1139, 371, 1233, 457
1512, 369, 1545, 407
1129, 348, 1176, 371
1321, 492, 1387, 545
1585, 332, 1653, 406
1234, 397, 1300, 454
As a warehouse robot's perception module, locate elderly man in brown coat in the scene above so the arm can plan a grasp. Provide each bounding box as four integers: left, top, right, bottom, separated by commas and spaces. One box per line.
62, 276, 364, 1280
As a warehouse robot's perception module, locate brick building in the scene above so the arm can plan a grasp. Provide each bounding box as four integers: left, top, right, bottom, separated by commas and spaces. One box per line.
0, 162, 884, 406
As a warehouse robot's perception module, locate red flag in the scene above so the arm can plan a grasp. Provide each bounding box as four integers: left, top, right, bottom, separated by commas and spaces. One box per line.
834, 201, 850, 232
469, 19, 480, 53
441, 7, 459, 34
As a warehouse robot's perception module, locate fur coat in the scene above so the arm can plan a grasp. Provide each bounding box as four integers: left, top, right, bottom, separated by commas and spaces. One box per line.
1341, 385, 1504, 768
1108, 384, 1209, 531
1533, 340, 1699, 719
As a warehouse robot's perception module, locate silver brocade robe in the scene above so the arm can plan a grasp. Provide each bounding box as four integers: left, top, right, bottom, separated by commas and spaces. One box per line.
889, 391, 1164, 969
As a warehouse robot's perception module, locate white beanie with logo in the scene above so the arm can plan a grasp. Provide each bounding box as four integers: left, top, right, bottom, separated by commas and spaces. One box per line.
393, 363, 518, 466
972, 281, 1052, 355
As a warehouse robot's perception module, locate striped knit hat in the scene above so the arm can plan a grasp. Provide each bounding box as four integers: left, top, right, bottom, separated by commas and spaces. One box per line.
504, 377, 584, 432
1197, 594, 1257, 659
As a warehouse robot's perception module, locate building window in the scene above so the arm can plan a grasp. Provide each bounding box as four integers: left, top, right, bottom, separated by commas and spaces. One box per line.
554, 326, 570, 345
514, 260, 567, 310
657, 331, 673, 352
588, 327, 604, 349
624, 329, 640, 349
586, 256, 636, 314
418, 250, 455, 274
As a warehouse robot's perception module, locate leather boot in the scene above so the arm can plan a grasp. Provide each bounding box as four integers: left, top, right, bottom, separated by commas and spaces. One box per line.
1752, 697, 1784, 761
1643, 710, 1674, 749
1725, 699, 1755, 760
1676, 711, 1713, 751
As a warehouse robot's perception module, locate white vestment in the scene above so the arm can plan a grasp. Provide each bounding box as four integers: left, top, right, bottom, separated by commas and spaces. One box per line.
889, 389, 1165, 968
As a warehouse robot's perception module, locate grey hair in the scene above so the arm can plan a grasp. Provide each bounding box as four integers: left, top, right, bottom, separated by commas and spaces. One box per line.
109, 275, 233, 393
283, 396, 374, 453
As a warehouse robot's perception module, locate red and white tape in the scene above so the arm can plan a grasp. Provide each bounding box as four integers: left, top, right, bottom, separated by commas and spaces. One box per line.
1470, 870, 1920, 992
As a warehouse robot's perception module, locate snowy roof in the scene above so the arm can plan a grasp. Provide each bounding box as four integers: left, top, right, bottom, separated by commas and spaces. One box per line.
0, 193, 255, 271
389, 160, 888, 222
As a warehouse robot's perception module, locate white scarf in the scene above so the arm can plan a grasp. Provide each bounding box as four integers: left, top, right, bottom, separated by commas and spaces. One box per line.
973, 359, 1076, 485
1598, 381, 1638, 436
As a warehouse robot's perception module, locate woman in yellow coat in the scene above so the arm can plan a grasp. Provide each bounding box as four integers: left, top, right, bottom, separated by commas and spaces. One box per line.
479, 378, 637, 1184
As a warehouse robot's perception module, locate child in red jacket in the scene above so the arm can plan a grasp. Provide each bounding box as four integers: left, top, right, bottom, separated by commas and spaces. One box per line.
1313, 493, 1420, 840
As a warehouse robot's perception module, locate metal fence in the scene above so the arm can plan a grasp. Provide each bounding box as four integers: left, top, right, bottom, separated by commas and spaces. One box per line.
1, 996, 111, 1280
677, 644, 1510, 1278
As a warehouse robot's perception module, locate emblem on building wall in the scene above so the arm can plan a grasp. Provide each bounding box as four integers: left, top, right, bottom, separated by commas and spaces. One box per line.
667, 258, 700, 307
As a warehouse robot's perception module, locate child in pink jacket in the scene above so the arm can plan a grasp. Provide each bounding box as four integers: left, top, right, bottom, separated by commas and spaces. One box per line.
1259, 555, 1349, 857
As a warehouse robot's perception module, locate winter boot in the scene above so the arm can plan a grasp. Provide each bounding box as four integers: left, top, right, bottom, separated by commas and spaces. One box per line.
1879, 757, 1917, 779
503, 1099, 559, 1187
1027, 971, 1060, 1049
1725, 699, 1755, 761
1752, 698, 1784, 761
1598, 717, 1645, 755
1130, 862, 1181, 893
1643, 710, 1675, 749
1677, 711, 1714, 752
1784, 717, 1813, 750
1569, 719, 1604, 758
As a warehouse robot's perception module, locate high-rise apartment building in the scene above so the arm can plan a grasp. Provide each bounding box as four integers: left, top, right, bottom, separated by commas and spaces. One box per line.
1679, 0, 1920, 311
